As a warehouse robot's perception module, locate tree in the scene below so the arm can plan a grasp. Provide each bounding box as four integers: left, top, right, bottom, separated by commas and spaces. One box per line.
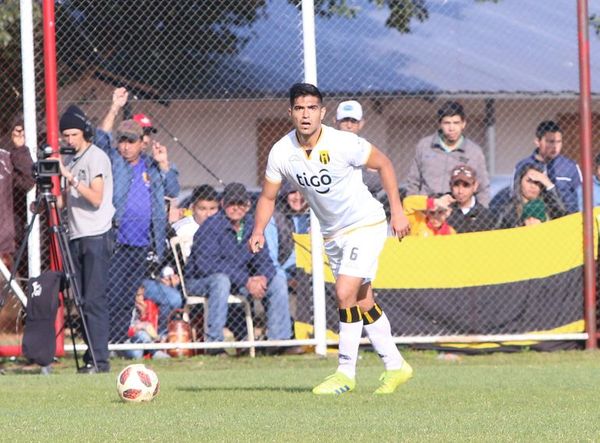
54, 0, 269, 98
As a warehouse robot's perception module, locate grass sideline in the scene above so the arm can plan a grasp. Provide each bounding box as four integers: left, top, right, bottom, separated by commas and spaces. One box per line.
1, 350, 600, 442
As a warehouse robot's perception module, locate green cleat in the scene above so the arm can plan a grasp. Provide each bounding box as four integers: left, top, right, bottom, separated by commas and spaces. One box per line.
312, 372, 356, 395
373, 362, 413, 395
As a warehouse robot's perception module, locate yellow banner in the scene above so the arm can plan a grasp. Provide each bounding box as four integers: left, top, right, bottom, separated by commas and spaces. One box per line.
294, 211, 598, 289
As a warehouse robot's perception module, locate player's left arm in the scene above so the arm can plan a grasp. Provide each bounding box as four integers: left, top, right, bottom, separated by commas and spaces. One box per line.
365, 145, 410, 239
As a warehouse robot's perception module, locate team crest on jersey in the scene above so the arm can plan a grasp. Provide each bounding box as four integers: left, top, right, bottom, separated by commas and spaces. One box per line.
319, 151, 330, 165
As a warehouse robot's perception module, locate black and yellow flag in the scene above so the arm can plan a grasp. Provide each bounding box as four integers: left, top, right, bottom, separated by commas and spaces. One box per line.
294, 212, 595, 351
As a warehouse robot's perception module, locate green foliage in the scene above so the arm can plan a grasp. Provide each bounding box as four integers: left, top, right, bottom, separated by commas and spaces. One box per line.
1, 351, 600, 441
591, 14, 600, 37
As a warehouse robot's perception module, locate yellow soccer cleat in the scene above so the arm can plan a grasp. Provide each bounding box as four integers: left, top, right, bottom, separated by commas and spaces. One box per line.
312, 372, 356, 395
373, 362, 413, 395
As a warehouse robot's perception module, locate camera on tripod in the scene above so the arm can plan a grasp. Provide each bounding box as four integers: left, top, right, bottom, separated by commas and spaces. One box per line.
33, 146, 76, 190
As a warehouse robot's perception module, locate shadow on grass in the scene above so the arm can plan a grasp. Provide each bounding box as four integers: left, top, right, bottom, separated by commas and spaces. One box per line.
177, 386, 310, 394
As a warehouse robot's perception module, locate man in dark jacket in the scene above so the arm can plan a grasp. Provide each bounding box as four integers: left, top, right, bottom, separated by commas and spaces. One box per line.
513, 120, 581, 214
446, 164, 495, 233
185, 183, 292, 351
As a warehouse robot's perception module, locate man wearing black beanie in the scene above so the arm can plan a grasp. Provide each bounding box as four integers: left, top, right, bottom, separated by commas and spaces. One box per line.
59, 105, 115, 373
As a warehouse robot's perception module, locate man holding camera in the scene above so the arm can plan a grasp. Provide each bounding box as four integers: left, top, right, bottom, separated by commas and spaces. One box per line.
59, 105, 115, 373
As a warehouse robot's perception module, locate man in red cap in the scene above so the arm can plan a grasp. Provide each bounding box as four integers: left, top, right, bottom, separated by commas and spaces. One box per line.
133, 113, 157, 150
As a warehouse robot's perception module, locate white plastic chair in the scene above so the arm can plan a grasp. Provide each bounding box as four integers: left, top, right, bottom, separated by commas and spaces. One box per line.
169, 235, 256, 357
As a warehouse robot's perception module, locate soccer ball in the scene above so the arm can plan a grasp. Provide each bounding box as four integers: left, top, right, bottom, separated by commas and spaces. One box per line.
116, 364, 160, 403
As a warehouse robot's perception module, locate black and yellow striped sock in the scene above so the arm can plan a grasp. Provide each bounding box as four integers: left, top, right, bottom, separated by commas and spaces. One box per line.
338, 306, 362, 323
361, 303, 383, 325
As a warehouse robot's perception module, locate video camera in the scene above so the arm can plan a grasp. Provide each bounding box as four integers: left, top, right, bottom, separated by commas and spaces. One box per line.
33, 145, 76, 190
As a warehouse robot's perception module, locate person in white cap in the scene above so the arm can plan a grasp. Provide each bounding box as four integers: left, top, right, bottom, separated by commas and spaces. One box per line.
335, 100, 382, 196
335, 100, 364, 134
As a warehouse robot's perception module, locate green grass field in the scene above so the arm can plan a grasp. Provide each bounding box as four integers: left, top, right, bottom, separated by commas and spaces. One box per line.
1, 349, 600, 442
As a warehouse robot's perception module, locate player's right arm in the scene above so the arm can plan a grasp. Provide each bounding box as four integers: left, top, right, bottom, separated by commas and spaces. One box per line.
249, 179, 281, 253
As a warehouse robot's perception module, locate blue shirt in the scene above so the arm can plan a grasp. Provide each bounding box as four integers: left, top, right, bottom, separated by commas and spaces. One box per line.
184, 211, 275, 289
577, 175, 600, 211
95, 129, 180, 258
265, 213, 309, 273
117, 160, 152, 246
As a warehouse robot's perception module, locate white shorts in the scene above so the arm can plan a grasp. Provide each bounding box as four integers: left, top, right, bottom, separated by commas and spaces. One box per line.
324, 221, 387, 281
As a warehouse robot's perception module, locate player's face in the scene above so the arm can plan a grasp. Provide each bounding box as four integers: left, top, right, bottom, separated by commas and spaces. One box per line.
535, 131, 562, 162
286, 191, 307, 213
451, 180, 478, 206
192, 199, 219, 225
439, 115, 466, 144
289, 95, 326, 141
520, 169, 543, 201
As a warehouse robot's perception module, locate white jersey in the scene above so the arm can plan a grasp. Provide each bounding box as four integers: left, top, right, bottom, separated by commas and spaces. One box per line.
265, 125, 385, 238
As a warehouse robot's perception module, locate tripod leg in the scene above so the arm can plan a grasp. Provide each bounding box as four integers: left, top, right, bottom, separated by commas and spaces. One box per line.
46, 197, 99, 372
1, 192, 43, 309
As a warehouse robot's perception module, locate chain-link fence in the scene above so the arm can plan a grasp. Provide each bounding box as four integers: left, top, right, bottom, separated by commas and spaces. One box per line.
1, 0, 600, 358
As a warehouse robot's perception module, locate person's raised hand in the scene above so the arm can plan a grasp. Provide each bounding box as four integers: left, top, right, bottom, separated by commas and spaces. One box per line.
112, 87, 129, 109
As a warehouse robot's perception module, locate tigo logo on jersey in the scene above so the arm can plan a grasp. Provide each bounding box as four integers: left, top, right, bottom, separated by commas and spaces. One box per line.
295, 169, 332, 194
319, 151, 330, 165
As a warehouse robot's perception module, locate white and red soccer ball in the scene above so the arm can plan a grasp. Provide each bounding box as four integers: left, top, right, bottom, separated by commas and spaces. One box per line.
116, 364, 159, 403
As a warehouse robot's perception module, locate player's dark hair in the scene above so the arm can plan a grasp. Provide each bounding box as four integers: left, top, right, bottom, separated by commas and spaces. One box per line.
535, 120, 562, 139
191, 184, 218, 205
289, 83, 323, 106
594, 152, 600, 167
437, 101, 465, 122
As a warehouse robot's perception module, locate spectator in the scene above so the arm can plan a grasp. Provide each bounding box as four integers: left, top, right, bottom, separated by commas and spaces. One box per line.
132, 113, 157, 151
403, 194, 456, 237
58, 105, 115, 373
446, 164, 495, 233
0, 115, 35, 265
172, 184, 220, 252
334, 100, 381, 196
496, 163, 567, 229
120, 286, 170, 360
264, 181, 310, 280
138, 265, 182, 338
576, 152, 600, 211
514, 120, 581, 214
264, 182, 311, 336
184, 183, 293, 355
96, 87, 180, 344
405, 101, 491, 206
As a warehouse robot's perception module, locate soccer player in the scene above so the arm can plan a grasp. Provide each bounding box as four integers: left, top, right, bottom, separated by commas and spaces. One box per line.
249, 83, 412, 395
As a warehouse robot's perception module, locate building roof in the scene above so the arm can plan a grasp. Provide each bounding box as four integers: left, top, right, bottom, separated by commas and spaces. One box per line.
238, 0, 600, 95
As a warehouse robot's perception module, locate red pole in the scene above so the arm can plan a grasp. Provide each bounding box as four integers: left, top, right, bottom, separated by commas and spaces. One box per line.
577, 0, 597, 350
42, 0, 65, 356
